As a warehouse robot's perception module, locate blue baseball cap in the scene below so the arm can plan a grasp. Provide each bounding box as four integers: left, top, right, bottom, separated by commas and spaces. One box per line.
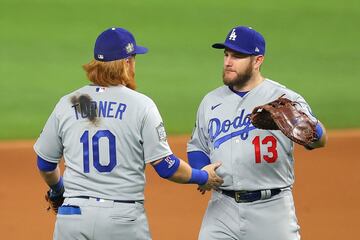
94, 27, 148, 62
212, 26, 265, 55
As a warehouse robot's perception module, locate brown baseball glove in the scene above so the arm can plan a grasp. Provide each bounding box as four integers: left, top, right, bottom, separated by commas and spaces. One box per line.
250, 95, 318, 146
45, 188, 65, 214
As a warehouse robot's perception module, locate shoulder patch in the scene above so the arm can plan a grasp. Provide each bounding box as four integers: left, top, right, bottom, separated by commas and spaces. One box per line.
156, 122, 167, 142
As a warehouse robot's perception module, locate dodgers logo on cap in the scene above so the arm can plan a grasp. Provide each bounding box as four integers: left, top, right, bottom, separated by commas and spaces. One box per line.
94, 27, 148, 62
229, 29, 237, 41
212, 26, 265, 55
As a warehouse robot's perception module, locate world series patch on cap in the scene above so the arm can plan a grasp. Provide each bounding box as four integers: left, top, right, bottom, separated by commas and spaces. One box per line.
94, 27, 148, 62
212, 26, 265, 55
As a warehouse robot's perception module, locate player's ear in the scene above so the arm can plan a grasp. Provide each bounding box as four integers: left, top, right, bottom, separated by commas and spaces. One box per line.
254, 55, 264, 69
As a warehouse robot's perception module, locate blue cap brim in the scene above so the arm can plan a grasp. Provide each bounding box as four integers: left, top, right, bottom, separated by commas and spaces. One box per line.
212, 42, 253, 55
135, 45, 148, 54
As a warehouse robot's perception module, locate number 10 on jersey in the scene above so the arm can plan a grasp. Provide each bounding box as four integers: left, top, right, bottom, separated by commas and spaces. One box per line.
80, 130, 117, 173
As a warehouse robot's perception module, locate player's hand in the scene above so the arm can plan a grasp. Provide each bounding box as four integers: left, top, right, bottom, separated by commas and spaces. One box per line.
200, 162, 223, 192
197, 185, 208, 195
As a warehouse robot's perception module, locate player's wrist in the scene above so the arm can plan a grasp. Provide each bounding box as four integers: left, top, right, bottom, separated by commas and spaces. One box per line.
314, 123, 323, 141
188, 169, 208, 185
306, 123, 324, 150
49, 176, 64, 194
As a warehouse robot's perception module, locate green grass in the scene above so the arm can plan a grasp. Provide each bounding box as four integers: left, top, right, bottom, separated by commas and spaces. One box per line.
1, 0, 359, 139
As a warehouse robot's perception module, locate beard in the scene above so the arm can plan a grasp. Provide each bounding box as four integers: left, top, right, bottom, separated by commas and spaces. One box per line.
222, 63, 253, 87
125, 68, 136, 90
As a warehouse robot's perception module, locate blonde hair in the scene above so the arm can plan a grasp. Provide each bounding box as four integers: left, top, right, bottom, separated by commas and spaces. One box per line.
82, 58, 136, 90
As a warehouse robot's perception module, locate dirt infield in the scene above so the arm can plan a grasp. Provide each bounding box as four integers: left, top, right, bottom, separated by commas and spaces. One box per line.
0, 130, 359, 240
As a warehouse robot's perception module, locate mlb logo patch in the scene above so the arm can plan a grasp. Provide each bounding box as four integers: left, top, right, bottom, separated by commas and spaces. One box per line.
96, 87, 106, 93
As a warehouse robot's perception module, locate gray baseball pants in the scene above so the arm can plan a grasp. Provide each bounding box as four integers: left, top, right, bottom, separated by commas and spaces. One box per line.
198, 188, 300, 240
54, 197, 151, 240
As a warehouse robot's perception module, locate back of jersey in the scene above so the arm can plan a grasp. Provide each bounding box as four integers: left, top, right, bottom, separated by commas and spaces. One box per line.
34, 85, 172, 201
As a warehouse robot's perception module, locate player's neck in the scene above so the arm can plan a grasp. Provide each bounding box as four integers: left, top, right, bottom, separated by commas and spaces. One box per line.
232, 73, 265, 92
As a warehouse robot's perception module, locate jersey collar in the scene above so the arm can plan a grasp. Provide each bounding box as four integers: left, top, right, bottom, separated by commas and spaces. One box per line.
228, 86, 249, 97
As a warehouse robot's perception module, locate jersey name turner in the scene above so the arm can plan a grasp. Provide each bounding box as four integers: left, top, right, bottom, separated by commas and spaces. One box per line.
72, 100, 127, 120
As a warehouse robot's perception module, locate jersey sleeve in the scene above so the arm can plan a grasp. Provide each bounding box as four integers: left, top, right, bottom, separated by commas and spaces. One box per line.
141, 104, 172, 163
33, 107, 63, 164
294, 95, 318, 123
187, 99, 210, 155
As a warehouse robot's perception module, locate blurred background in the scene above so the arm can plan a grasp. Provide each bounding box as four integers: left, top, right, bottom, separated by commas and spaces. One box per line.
1, 0, 359, 139
1, 1, 360, 239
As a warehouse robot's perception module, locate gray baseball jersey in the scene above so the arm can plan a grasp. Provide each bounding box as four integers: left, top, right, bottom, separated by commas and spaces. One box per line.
188, 79, 316, 191
34, 85, 172, 201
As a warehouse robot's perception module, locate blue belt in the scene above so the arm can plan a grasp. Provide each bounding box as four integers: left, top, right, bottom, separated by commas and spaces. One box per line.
71, 196, 138, 204
221, 188, 281, 203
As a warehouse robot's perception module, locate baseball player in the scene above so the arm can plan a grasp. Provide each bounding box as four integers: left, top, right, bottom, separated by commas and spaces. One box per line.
187, 26, 327, 240
34, 27, 223, 240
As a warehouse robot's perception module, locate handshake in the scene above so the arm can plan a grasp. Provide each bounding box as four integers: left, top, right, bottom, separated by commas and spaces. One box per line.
198, 162, 223, 194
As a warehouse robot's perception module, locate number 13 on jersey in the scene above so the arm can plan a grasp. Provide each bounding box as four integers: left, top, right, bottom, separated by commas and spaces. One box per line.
252, 135, 278, 164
